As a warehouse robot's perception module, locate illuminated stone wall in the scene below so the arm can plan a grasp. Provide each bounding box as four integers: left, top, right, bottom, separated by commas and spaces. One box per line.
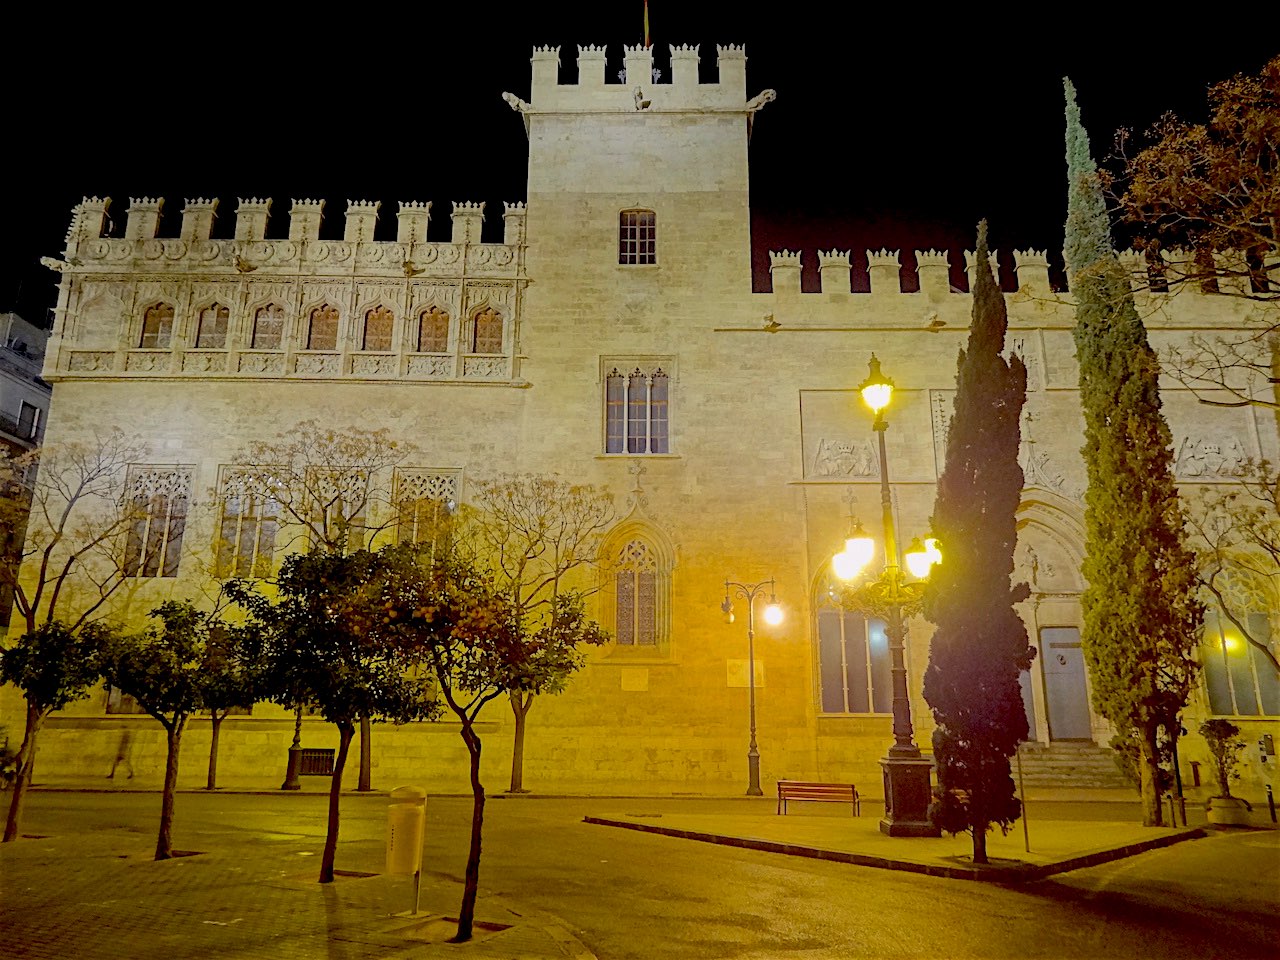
9, 42, 1276, 797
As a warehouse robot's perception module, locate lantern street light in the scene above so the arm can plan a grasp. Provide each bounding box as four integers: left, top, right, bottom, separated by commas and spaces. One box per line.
721, 578, 783, 797
832, 354, 942, 837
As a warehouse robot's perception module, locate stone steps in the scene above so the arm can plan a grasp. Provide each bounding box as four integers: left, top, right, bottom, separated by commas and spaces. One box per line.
1012, 743, 1133, 789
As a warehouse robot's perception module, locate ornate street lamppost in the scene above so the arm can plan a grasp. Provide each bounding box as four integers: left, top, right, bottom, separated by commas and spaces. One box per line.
721, 579, 783, 797
832, 354, 942, 837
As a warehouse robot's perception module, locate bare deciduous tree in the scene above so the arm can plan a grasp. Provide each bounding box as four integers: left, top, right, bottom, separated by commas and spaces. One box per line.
1108, 55, 1278, 410
218, 419, 415, 791
1, 430, 147, 842
1186, 460, 1279, 675
460, 474, 614, 792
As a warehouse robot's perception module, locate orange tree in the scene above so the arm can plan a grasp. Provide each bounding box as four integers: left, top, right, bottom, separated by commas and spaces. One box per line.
1, 621, 115, 842
104, 601, 255, 859
368, 541, 590, 943
227, 547, 437, 883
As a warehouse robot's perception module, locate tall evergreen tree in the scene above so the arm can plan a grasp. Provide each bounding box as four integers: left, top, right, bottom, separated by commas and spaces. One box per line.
922, 221, 1034, 865
1064, 79, 1204, 827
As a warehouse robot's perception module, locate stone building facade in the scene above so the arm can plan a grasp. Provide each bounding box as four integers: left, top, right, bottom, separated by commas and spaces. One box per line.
7, 41, 1278, 796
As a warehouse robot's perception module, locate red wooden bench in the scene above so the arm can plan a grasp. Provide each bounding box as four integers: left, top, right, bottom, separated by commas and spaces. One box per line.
777, 780, 860, 816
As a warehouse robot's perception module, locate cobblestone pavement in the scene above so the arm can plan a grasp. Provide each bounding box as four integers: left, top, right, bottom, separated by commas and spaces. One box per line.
3, 781, 1275, 959
0, 818, 594, 959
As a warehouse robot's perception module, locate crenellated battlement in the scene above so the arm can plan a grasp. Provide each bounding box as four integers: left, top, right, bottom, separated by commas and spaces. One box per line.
521, 42, 753, 113
761, 246, 1261, 302
55, 196, 525, 279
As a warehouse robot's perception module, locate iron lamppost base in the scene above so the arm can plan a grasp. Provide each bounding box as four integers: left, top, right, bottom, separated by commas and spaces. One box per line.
879, 756, 940, 837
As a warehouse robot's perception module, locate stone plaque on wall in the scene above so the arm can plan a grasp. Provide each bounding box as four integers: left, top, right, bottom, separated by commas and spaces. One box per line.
801, 389, 934, 482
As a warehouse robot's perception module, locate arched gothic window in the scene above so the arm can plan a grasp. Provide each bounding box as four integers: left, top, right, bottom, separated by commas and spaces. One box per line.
195, 303, 230, 349
124, 465, 192, 578
418, 307, 450, 353
615, 539, 658, 646
307, 304, 340, 351
470, 307, 503, 354
252, 304, 285, 350
139, 303, 174, 349
362, 306, 394, 351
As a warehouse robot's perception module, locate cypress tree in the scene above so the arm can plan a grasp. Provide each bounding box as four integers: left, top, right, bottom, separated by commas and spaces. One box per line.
922, 221, 1033, 865
1064, 79, 1204, 827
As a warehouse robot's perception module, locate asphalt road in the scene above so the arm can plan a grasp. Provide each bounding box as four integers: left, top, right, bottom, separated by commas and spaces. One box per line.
9, 791, 1279, 960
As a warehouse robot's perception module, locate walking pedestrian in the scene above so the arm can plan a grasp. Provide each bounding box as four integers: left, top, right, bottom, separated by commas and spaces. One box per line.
108, 728, 134, 779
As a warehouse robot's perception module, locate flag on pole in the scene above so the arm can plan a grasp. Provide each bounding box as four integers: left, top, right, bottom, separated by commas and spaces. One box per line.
643, 0, 650, 48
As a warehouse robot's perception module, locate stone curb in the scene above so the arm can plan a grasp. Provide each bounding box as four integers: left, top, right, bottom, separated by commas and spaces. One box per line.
582, 816, 1209, 883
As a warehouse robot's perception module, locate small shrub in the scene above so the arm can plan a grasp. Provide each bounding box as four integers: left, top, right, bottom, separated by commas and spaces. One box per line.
1199, 719, 1246, 799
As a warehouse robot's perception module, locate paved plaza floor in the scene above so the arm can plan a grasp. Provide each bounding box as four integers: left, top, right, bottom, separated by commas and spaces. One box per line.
2, 780, 1274, 959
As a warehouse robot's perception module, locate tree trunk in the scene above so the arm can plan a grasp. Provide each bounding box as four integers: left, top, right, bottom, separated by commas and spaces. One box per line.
319, 720, 354, 884
155, 716, 186, 860
971, 818, 989, 865
1138, 723, 1164, 827
358, 715, 372, 791
206, 711, 224, 790
3, 703, 45, 843
508, 692, 532, 793
452, 720, 485, 943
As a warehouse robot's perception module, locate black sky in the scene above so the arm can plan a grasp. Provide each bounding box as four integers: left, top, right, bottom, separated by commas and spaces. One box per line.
4, 8, 1274, 322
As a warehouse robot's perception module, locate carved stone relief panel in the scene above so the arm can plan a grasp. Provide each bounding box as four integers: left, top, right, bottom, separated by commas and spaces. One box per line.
354, 283, 402, 318
394, 469, 460, 505
240, 240, 301, 267
1174, 435, 1248, 479
930, 390, 953, 475
1162, 393, 1260, 482
406, 355, 455, 379
294, 354, 342, 376
126, 351, 169, 373
410, 282, 461, 317
68, 351, 116, 372
182, 352, 227, 374
300, 282, 350, 313
810, 438, 878, 478
1006, 333, 1044, 391
801, 389, 933, 482
462, 280, 514, 316
462, 356, 509, 380
140, 239, 190, 262
1017, 402, 1083, 501
189, 281, 240, 311
355, 243, 401, 267
135, 279, 186, 311
466, 244, 518, 274
1014, 526, 1081, 594
351, 355, 394, 378
301, 241, 354, 266
71, 282, 130, 349
244, 281, 297, 313
238, 353, 285, 375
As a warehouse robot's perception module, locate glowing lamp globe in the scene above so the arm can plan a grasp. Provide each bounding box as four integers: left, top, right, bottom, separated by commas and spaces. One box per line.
858, 354, 895, 414
762, 602, 784, 627
904, 537, 931, 579
832, 526, 874, 581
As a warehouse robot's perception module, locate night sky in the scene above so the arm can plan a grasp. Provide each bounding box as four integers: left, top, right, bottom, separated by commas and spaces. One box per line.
4, 8, 1273, 323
